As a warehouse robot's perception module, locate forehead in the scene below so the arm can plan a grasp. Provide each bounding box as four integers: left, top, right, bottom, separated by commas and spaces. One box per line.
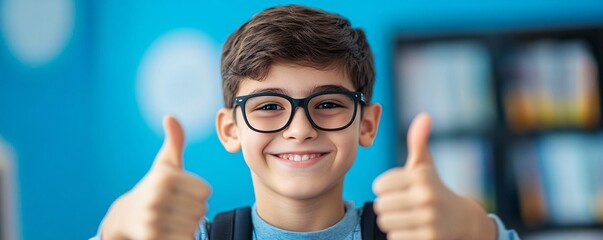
237, 63, 355, 97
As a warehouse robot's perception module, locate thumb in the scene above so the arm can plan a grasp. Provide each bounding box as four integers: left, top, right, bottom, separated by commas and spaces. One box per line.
154, 115, 186, 169
405, 112, 433, 169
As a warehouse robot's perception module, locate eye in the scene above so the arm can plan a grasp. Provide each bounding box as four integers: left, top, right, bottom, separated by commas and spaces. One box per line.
257, 103, 283, 111
316, 102, 342, 109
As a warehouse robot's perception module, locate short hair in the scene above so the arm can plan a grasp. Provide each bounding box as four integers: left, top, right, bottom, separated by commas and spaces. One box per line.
220, 4, 375, 107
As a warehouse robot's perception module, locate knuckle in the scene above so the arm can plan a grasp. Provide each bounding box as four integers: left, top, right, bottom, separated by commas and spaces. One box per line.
157, 173, 177, 187
142, 210, 162, 226
194, 204, 207, 218
138, 230, 159, 240
376, 215, 390, 231
136, 218, 162, 240
198, 180, 212, 197
415, 171, 430, 183
418, 188, 435, 206
379, 168, 403, 183
423, 208, 436, 224
373, 199, 384, 214
424, 226, 437, 240
388, 230, 407, 240
198, 208, 207, 219
156, 176, 179, 194
146, 194, 165, 212
376, 215, 385, 227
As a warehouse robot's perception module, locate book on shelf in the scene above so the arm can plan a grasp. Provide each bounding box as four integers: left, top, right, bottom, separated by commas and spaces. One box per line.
396, 40, 496, 135
511, 133, 603, 227
502, 39, 600, 132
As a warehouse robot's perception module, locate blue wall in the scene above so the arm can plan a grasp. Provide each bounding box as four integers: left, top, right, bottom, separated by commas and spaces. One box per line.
1, 0, 603, 239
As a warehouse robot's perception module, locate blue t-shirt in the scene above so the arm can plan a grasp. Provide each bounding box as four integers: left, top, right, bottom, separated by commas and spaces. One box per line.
197, 201, 520, 240
92, 201, 520, 240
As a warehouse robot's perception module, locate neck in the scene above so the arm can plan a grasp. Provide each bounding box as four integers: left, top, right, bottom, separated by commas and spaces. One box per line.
253, 177, 346, 232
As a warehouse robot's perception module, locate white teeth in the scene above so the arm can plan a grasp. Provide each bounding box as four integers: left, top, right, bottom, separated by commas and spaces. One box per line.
278, 153, 322, 162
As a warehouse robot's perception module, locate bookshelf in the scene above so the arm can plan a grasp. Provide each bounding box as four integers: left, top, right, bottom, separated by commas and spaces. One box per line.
393, 26, 603, 238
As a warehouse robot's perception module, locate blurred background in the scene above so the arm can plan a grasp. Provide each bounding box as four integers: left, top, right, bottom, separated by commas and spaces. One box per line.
1, 0, 603, 239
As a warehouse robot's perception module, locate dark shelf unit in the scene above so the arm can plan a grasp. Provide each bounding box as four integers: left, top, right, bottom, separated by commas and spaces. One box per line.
392, 25, 603, 237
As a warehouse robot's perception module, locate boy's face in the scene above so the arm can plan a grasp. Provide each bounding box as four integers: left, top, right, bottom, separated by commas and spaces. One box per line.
217, 63, 381, 200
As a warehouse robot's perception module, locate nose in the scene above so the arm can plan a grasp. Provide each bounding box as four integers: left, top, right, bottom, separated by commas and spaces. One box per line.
282, 107, 318, 142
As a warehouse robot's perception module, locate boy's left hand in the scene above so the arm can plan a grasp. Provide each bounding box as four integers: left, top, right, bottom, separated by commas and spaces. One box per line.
372, 113, 496, 240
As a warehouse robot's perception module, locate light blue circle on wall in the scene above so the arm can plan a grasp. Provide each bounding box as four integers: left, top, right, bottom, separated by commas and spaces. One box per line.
137, 29, 221, 141
1, 0, 74, 67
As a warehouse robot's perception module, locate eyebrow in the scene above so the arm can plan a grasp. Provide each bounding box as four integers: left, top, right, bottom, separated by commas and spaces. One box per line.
249, 88, 288, 95
310, 85, 352, 93
248, 84, 353, 96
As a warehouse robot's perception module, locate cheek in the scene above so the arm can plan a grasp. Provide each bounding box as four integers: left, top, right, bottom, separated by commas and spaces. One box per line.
240, 129, 271, 161
343, 122, 361, 144
235, 111, 268, 156
332, 128, 360, 161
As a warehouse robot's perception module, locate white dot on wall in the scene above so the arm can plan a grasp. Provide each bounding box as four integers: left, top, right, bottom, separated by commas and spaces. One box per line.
137, 29, 222, 141
1, 0, 75, 67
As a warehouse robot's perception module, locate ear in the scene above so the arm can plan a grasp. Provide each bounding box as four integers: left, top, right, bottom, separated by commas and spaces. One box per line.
216, 108, 241, 152
359, 103, 382, 147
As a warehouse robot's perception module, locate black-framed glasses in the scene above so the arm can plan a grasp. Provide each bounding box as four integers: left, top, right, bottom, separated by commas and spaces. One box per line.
233, 91, 366, 133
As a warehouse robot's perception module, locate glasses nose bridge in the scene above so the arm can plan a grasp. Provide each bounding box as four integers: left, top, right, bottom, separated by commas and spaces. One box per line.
289, 97, 311, 120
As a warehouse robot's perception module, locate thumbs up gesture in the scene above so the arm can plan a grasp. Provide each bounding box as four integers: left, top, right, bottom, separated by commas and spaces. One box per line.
101, 116, 211, 240
372, 113, 496, 240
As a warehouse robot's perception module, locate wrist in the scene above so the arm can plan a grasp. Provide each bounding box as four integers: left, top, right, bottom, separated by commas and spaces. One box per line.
100, 196, 129, 240
462, 197, 497, 240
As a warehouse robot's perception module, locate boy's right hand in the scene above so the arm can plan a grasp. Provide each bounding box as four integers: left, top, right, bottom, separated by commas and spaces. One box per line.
101, 116, 211, 240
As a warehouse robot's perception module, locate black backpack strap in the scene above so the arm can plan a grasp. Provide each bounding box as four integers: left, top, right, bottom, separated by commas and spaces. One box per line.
210, 203, 384, 239
209, 206, 253, 240
361, 202, 387, 240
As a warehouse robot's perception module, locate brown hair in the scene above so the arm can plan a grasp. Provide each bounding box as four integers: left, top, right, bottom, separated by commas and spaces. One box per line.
221, 4, 375, 107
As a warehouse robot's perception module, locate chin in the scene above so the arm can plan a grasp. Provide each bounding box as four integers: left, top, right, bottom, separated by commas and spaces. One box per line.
273, 178, 341, 201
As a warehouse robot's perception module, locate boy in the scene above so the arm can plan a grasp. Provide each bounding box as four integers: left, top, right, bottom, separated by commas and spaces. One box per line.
94, 5, 519, 239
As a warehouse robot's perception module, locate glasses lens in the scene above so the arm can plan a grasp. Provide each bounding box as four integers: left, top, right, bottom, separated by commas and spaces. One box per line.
308, 93, 356, 130
244, 95, 291, 131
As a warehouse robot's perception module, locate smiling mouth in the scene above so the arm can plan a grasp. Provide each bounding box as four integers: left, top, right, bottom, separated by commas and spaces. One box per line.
275, 153, 327, 162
